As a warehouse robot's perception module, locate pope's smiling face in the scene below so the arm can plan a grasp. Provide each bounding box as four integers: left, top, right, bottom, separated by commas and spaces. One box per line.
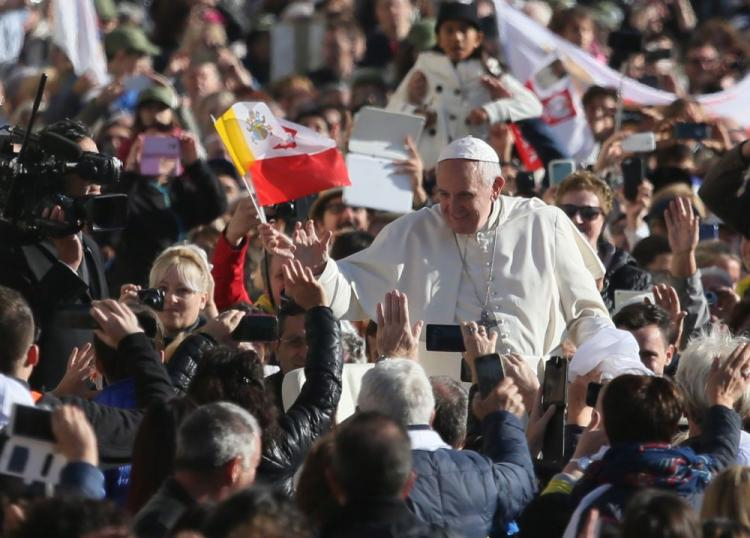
436, 159, 504, 234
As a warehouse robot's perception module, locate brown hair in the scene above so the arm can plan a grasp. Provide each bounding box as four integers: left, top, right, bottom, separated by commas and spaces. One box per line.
603, 375, 684, 444
555, 170, 614, 215
701, 466, 750, 528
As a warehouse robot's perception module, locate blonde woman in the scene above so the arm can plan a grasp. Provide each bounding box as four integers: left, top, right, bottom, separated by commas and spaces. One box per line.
701, 466, 750, 528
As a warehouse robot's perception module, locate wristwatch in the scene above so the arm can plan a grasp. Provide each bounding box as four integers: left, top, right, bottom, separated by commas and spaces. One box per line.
569, 456, 592, 472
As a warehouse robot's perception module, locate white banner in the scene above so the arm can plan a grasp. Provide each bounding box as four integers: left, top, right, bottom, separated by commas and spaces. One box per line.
51, 0, 108, 86
494, 0, 750, 160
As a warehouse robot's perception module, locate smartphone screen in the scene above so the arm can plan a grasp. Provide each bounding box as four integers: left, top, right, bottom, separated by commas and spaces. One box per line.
585, 382, 603, 408
621, 156, 645, 202
699, 223, 719, 242
12, 405, 55, 442
673, 122, 712, 141
548, 159, 576, 186
231, 314, 279, 342
542, 356, 567, 408
475, 354, 505, 398
140, 135, 181, 176
425, 324, 465, 352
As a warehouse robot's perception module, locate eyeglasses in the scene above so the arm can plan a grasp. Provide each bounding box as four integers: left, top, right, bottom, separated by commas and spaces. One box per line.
560, 204, 603, 221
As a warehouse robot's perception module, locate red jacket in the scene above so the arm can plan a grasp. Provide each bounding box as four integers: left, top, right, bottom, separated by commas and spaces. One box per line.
211, 233, 251, 310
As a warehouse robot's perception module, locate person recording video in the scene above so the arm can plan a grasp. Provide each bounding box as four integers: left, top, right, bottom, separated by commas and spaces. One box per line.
0, 119, 115, 392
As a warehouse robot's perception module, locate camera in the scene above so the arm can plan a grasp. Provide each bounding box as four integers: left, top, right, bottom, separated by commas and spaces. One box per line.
0, 75, 128, 239
137, 288, 166, 311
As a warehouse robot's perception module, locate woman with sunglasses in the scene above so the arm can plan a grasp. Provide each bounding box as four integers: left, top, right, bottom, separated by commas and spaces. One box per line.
556, 171, 652, 313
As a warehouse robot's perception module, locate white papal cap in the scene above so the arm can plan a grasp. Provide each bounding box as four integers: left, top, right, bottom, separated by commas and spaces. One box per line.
437, 136, 500, 164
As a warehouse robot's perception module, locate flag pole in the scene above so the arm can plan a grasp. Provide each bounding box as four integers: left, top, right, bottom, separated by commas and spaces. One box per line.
241, 175, 267, 224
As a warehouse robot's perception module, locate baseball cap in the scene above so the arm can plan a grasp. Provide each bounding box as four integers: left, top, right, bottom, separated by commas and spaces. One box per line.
436, 1, 481, 31
136, 85, 179, 109
104, 26, 160, 58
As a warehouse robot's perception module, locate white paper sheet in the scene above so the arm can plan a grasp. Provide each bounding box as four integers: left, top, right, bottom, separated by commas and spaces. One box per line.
343, 154, 413, 213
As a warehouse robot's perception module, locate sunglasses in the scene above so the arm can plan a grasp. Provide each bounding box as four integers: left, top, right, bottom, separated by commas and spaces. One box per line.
560, 204, 603, 221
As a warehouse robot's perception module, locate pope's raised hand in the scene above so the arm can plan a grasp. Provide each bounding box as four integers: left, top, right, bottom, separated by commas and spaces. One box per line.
292, 220, 333, 275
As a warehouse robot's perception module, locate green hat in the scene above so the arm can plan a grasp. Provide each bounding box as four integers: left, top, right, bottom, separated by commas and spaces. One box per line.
136, 85, 179, 109
407, 18, 436, 51
104, 26, 160, 58
94, 0, 117, 22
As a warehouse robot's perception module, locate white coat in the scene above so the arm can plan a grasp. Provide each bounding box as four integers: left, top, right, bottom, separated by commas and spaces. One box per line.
387, 50, 543, 168
318, 196, 613, 370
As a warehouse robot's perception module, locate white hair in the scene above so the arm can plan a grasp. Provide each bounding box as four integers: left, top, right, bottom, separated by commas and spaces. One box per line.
675, 324, 750, 423
472, 160, 503, 188
358, 359, 435, 426
176, 402, 261, 471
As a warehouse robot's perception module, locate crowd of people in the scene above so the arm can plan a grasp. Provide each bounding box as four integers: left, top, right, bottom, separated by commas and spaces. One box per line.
3, 0, 750, 536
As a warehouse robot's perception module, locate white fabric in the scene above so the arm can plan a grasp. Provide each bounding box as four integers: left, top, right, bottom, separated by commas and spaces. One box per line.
495, 1, 750, 160
0, 375, 34, 429
408, 428, 451, 452
568, 326, 653, 382
318, 196, 613, 373
737, 430, 750, 465
438, 136, 500, 164
281, 363, 374, 423
51, 0, 108, 85
387, 51, 543, 168
0, 9, 29, 66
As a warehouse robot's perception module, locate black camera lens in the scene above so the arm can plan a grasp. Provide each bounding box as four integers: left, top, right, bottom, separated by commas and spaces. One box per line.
137, 288, 165, 311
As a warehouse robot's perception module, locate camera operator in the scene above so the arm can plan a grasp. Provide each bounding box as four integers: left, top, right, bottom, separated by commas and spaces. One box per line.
0, 120, 111, 392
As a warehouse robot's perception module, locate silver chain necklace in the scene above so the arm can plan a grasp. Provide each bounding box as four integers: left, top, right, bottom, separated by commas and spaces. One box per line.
452, 208, 500, 331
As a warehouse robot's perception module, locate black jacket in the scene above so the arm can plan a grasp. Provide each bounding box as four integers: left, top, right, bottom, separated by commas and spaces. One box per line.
108, 160, 227, 290
321, 497, 457, 538
39, 332, 175, 464
132, 476, 195, 538
166, 331, 216, 393
598, 240, 652, 313
699, 142, 750, 238
0, 225, 109, 390
258, 306, 343, 495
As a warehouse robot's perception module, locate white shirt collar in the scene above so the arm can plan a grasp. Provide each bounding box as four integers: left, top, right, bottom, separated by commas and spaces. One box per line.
408, 427, 451, 452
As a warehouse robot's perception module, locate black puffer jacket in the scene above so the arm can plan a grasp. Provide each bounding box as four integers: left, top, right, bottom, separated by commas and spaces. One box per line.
598, 240, 652, 313
259, 306, 343, 495
166, 332, 216, 393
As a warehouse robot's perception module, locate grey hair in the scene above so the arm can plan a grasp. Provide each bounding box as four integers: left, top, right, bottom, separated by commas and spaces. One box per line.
472, 160, 503, 188
358, 359, 435, 426
675, 324, 750, 424
176, 402, 261, 472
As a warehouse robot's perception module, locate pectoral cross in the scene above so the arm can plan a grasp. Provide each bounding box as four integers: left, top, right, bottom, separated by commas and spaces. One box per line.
479, 309, 498, 331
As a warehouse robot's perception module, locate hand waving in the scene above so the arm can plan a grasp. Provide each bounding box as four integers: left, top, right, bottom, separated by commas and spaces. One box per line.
90, 300, 143, 348
282, 258, 327, 310
376, 290, 423, 360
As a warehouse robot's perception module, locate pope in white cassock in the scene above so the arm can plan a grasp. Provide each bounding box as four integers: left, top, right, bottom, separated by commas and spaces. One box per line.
267, 136, 613, 373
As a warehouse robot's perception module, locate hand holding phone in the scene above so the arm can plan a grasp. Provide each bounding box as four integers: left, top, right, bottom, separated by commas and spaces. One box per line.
621, 156, 646, 202
541, 356, 568, 463
548, 159, 576, 186
140, 135, 181, 176
475, 353, 505, 398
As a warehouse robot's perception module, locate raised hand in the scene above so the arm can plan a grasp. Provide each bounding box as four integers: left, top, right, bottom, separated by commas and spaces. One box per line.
52, 343, 98, 399
259, 222, 296, 259
282, 258, 327, 310
291, 220, 333, 275
461, 321, 498, 383
707, 342, 750, 408
651, 283, 686, 347
200, 309, 245, 343
90, 300, 143, 348
394, 136, 426, 207
376, 290, 423, 360
664, 196, 698, 278
224, 196, 260, 246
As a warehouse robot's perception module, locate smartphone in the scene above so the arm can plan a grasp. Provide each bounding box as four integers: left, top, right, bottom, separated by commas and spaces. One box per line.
585, 381, 603, 408
673, 122, 712, 141
621, 156, 645, 202
475, 353, 505, 398
57, 305, 99, 330
140, 135, 181, 176
620, 109, 646, 125
515, 171, 536, 197
608, 30, 643, 55
621, 132, 656, 153
548, 159, 576, 186
644, 48, 671, 63
425, 324, 465, 352
231, 314, 279, 342
11, 405, 55, 442
638, 75, 659, 89
699, 223, 719, 242
542, 356, 567, 463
